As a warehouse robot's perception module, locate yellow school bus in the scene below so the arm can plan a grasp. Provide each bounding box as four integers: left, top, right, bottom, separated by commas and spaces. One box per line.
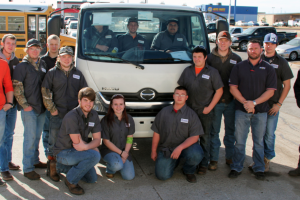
0, 3, 76, 60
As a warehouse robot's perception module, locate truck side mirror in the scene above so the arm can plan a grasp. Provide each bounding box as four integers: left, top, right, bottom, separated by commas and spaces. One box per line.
48, 15, 62, 37
216, 19, 229, 38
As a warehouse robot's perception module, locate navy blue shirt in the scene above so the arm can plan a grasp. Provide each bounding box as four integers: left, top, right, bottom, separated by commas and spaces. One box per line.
229, 59, 277, 113
118, 33, 149, 52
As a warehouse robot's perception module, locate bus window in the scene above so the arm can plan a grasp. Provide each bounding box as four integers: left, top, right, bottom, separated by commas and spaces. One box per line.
0, 16, 5, 31
39, 16, 47, 55
28, 16, 36, 40
8, 16, 24, 31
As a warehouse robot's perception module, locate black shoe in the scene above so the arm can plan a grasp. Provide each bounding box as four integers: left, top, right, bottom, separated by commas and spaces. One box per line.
228, 170, 241, 178
0, 178, 6, 187
254, 172, 265, 180
182, 169, 197, 183
288, 167, 300, 176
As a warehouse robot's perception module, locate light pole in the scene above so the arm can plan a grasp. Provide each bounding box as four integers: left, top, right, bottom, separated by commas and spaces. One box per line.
272, 7, 275, 14
228, 0, 231, 24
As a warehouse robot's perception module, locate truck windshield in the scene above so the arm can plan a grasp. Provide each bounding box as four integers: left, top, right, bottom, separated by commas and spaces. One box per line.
79, 8, 207, 64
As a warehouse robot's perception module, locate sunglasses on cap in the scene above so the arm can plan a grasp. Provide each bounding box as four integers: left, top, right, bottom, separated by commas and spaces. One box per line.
111, 94, 124, 99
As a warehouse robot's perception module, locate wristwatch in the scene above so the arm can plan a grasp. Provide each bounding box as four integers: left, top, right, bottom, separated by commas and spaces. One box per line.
253, 101, 257, 106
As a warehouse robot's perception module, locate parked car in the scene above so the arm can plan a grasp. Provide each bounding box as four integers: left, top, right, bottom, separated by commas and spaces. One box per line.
64, 16, 74, 25
66, 21, 78, 35
236, 20, 248, 26
258, 21, 269, 26
230, 19, 235, 26
248, 21, 259, 26
273, 21, 288, 27
230, 27, 243, 34
65, 18, 77, 28
231, 26, 298, 51
276, 37, 300, 61
69, 30, 77, 38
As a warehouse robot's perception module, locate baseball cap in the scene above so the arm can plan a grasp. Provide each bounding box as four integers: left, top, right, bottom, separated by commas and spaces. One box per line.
217, 31, 231, 41
127, 17, 138, 25
26, 39, 41, 48
264, 33, 278, 44
167, 19, 179, 25
59, 46, 74, 56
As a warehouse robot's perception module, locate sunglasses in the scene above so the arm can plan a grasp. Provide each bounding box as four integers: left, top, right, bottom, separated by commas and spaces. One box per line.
194, 45, 206, 51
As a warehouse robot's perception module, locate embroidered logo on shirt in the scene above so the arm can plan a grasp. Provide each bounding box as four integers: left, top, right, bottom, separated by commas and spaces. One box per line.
271, 64, 278, 69
125, 123, 130, 127
202, 74, 210, 79
105, 35, 112, 39
73, 74, 80, 79
177, 38, 183, 41
259, 67, 265, 70
88, 122, 95, 127
181, 118, 189, 123
138, 40, 144, 44
230, 59, 237, 64
41, 68, 46, 73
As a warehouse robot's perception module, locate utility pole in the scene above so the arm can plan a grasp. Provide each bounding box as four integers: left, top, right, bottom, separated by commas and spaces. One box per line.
228, 0, 231, 24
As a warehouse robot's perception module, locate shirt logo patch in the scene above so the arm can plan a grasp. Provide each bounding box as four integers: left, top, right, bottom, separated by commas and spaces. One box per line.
202, 74, 210, 79
41, 68, 46, 73
105, 35, 112, 39
88, 122, 95, 127
181, 118, 189, 123
259, 67, 265, 70
13, 65, 16, 69
138, 40, 144, 44
177, 38, 183, 41
73, 74, 80, 79
230, 59, 237, 64
125, 123, 130, 127
271, 64, 278, 69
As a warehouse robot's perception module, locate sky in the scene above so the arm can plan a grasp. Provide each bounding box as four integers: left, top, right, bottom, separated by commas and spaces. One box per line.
6, 0, 300, 14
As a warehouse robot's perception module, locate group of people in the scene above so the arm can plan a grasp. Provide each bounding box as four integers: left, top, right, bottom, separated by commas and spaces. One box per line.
83, 17, 188, 53
0, 24, 300, 196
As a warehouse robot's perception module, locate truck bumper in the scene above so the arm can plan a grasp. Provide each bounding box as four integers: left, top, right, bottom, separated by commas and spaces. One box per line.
231, 42, 239, 47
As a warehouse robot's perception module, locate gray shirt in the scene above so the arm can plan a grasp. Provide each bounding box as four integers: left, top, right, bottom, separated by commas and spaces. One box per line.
178, 64, 224, 114
151, 30, 188, 51
53, 106, 102, 156
151, 104, 204, 153
100, 114, 135, 161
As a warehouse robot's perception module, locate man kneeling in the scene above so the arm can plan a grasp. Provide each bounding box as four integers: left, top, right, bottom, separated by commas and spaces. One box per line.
53, 87, 101, 195
151, 86, 204, 183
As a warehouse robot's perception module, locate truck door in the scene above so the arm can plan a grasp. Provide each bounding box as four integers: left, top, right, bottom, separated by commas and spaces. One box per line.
252, 28, 265, 45
27, 15, 47, 54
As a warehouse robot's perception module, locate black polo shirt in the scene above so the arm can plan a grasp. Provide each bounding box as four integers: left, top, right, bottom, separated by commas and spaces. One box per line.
207, 50, 242, 104
13, 59, 47, 114
151, 104, 204, 153
100, 114, 135, 161
118, 33, 149, 52
41, 51, 57, 71
53, 106, 102, 156
177, 64, 224, 114
151, 30, 188, 50
229, 59, 277, 113
42, 66, 88, 118
261, 52, 294, 107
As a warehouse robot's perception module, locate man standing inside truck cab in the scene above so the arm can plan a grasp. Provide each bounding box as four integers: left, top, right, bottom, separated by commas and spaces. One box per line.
151, 19, 188, 52
118, 17, 149, 52
83, 24, 118, 53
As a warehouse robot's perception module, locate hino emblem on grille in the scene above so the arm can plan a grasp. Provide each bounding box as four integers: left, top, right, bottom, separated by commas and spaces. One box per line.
140, 89, 155, 100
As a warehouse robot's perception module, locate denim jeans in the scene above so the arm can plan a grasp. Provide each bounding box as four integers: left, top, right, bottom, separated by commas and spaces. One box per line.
21, 109, 46, 173
42, 110, 50, 157
0, 107, 17, 172
0, 109, 7, 147
48, 114, 63, 157
56, 148, 100, 185
155, 143, 203, 180
230, 110, 267, 173
210, 100, 235, 161
198, 112, 213, 168
103, 152, 135, 180
264, 112, 279, 160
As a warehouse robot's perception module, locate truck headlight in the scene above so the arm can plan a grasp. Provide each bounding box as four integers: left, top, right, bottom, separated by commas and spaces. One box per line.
232, 37, 238, 42
93, 92, 109, 113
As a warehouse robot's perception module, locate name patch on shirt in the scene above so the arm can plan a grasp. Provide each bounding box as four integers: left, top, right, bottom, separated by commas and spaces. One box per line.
230, 59, 237, 64
138, 40, 144, 44
202, 74, 210, 79
177, 38, 183, 41
125, 123, 130, 127
13, 65, 16, 69
271, 64, 278, 69
73, 74, 80, 79
41, 68, 46, 73
181, 118, 189, 123
105, 35, 112, 39
88, 122, 95, 127
259, 67, 265, 70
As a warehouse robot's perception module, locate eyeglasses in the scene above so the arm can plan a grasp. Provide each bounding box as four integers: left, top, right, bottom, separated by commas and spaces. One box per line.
111, 94, 124, 99
174, 94, 186, 97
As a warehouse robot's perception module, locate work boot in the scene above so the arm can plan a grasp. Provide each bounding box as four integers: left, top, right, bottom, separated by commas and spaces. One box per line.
288, 167, 300, 176
182, 169, 197, 183
24, 171, 40, 180
197, 166, 207, 175
228, 170, 241, 178
65, 179, 84, 195
9, 162, 20, 170
49, 160, 60, 182
106, 173, 114, 178
34, 162, 47, 168
47, 156, 55, 176
254, 172, 265, 180
226, 159, 233, 165
264, 157, 270, 172
1, 171, 13, 181
208, 161, 218, 171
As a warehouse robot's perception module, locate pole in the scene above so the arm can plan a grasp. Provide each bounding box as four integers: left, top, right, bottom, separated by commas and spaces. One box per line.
61, 0, 65, 34
234, 0, 236, 22
228, 0, 231, 24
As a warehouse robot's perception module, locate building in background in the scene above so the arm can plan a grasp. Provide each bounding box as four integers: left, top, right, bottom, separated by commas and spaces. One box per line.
258, 13, 300, 25
56, 0, 95, 18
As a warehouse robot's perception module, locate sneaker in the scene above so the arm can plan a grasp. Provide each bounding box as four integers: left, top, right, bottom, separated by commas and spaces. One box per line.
264, 157, 270, 172
197, 166, 207, 175
288, 167, 300, 176
228, 170, 241, 178
254, 172, 265, 180
208, 161, 218, 171
65, 179, 84, 195
1, 171, 13, 181
182, 169, 196, 183
0, 178, 6, 187
226, 159, 232, 165
24, 171, 40, 180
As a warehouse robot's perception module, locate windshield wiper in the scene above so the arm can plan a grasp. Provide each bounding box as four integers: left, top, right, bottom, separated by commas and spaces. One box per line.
144, 57, 192, 62
84, 53, 145, 70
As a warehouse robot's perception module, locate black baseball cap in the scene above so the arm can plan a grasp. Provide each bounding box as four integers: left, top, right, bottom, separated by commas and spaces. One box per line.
127, 17, 138, 25
26, 39, 41, 48
167, 19, 179, 25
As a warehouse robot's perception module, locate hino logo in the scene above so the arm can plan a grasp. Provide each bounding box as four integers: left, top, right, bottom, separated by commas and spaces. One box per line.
102, 87, 119, 91
140, 89, 155, 100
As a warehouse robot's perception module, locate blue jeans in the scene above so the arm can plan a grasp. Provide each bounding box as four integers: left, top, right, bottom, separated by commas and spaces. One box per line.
264, 112, 279, 160
198, 112, 213, 168
231, 110, 267, 173
56, 148, 100, 185
0, 107, 17, 172
210, 101, 235, 161
155, 143, 203, 180
0, 109, 7, 147
48, 114, 63, 157
21, 110, 46, 173
103, 152, 135, 180
42, 110, 50, 157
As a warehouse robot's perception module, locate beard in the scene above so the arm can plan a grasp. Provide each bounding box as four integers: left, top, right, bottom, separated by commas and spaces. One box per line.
80, 105, 92, 113
248, 52, 260, 60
